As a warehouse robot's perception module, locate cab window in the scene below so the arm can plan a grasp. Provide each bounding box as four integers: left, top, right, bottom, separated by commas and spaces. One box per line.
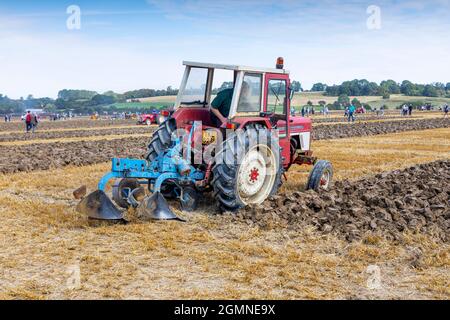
237, 73, 262, 112
181, 67, 208, 104
267, 79, 287, 115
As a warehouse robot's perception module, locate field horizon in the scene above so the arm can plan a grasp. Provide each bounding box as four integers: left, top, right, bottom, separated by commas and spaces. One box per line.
132, 93, 450, 110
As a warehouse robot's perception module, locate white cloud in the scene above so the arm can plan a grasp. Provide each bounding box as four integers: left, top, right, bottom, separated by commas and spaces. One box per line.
0, 31, 186, 98
1, 1, 449, 98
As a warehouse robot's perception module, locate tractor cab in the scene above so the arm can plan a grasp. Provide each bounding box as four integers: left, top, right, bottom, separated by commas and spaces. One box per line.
173, 59, 291, 127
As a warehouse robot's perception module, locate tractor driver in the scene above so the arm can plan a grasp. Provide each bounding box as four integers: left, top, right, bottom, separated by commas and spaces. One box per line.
210, 81, 250, 127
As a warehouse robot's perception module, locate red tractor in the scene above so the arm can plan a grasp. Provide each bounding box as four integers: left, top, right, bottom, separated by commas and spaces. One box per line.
138, 110, 171, 126
78, 58, 333, 221
137, 113, 157, 125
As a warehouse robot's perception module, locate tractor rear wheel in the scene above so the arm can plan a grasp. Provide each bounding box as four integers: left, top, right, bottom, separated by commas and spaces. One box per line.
212, 128, 283, 212
306, 160, 333, 191
146, 118, 176, 162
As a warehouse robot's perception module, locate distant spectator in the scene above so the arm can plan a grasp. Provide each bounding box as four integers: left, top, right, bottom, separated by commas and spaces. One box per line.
4, 115, 7, 123
30, 113, 39, 133
25, 111, 32, 133
444, 104, 449, 118
324, 106, 330, 117
408, 104, 413, 116
344, 106, 349, 118
301, 106, 306, 117
348, 104, 356, 122
8, 115, 11, 122
401, 104, 407, 116
380, 106, 385, 117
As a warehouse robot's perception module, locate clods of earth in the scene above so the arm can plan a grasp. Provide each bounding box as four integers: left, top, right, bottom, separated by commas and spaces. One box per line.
237, 160, 449, 243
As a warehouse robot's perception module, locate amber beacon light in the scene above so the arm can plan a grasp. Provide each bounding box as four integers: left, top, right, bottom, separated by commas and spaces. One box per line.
276, 57, 284, 69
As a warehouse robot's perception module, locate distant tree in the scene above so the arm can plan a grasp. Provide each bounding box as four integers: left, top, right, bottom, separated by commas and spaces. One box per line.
311, 83, 327, 92
363, 103, 372, 111
380, 80, 400, 94
55, 98, 68, 110
325, 85, 340, 96
43, 104, 56, 112
337, 94, 350, 106
123, 87, 178, 99
378, 87, 390, 99
400, 80, 415, 96
166, 86, 178, 95
307, 101, 313, 106
366, 82, 379, 95
446, 83, 450, 92
423, 85, 439, 97
291, 81, 303, 92
318, 100, 327, 107
0, 94, 25, 113
351, 98, 362, 108
89, 94, 116, 106
325, 79, 380, 96
332, 94, 350, 109
434, 82, 445, 90
58, 89, 98, 101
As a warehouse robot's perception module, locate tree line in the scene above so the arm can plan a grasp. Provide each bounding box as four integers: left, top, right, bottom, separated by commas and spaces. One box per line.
0, 87, 180, 114
2, 79, 449, 114
309, 80, 450, 98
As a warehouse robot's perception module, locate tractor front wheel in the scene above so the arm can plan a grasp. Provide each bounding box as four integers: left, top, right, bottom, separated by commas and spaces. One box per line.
212, 128, 283, 212
146, 118, 176, 162
306, 160, 333, 191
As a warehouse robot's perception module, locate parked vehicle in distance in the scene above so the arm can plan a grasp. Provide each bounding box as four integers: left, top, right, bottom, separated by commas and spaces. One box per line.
137, 111, 158, 125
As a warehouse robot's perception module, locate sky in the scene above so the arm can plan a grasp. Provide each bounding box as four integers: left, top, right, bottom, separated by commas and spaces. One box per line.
0, 0, 449, 98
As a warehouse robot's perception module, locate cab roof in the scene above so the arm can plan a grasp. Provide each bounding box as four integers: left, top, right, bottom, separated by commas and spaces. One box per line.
183, 61, 290, 75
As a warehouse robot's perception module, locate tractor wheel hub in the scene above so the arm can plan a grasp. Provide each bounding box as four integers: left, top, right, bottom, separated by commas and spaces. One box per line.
237, 145, 276, 202
249, 168, 259, 182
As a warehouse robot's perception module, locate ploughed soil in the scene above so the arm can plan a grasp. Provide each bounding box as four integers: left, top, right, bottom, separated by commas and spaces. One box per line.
237, 160, 449, 243
0, 126, 153, 142
0, 118, 448, 174
313, 118, 450, 140
313, 115, 422, 123
0, 119, 137, 132
0, 137, 147, 173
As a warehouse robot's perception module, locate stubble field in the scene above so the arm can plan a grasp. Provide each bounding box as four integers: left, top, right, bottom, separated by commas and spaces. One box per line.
0, 113, 448, 299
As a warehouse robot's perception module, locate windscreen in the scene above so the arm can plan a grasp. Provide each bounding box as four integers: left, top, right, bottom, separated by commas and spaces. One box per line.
181, 67, 208, 105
